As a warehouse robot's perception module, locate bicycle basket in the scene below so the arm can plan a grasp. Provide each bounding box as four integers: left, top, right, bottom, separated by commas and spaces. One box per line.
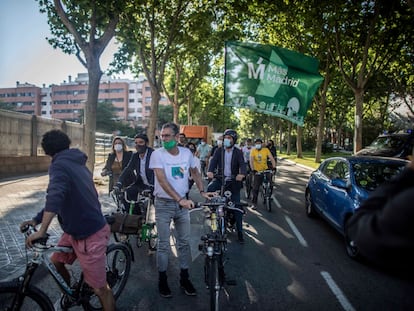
110, 213, 144, 234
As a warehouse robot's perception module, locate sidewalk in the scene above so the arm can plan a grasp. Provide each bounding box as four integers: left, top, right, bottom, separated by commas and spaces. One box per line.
0, 162, 114, 281
0, 162, 206, 282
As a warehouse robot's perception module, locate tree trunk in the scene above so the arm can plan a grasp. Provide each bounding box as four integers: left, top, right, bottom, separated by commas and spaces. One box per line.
296, 125, 303, 158
287, 122, 292, 155
354, 89, 364, 153
315, 97, 327, 163
278, 123, 283, 153
147, 89, 161, 147
84, 58, 102, 173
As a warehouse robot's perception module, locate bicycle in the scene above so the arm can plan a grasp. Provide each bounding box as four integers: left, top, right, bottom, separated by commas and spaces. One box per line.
191, 191, 247, 311
244, 170, 252, 200
0, 223, 131, 311
255, 169, 274, 212
111, 186, 158, 251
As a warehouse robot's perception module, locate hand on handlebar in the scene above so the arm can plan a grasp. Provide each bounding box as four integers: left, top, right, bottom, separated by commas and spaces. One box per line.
201, 191, 218, 200
20, 219, 37, 233
113, 182, 122, 195
235, 174, 245, 182
206, 172, 214, 179
25, 229, 48, 248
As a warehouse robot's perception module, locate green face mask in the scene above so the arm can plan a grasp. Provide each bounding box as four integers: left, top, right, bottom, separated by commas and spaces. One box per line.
163, 140, 177, 150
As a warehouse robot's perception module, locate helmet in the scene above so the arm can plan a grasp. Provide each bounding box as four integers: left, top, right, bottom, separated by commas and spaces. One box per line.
223, 129, 238, 143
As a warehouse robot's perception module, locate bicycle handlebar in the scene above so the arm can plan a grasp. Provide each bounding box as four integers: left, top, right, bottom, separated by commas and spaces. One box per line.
254, 169, 274, 175
111, 187, 154, 204
191, 201, 247, 214
21, 224, 73, 254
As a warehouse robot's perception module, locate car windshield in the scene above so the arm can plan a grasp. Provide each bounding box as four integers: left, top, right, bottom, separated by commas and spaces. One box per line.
352, 162, 406, 191
368, 136, 405, 150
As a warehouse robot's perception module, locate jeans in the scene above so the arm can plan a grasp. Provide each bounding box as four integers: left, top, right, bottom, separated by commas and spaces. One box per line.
252, 172, 272, 204
207, 178, 244, 239
155, 198, 191, 272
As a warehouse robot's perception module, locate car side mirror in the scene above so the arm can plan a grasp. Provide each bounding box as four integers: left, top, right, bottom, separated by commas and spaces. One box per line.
331, 178, 350, 190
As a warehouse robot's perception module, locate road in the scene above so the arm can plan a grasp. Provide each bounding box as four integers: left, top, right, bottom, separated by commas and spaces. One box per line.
1, 160, 413, 310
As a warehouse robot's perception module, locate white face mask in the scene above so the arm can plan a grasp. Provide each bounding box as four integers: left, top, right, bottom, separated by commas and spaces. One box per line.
114, 144, 123, 152
201, 141, 206, 145
217, 140, 223, 146
255, 144, 262, 150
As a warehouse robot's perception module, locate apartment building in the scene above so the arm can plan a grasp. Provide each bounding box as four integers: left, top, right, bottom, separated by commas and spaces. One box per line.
0, 82, 43, 116
0, 73, 168, 128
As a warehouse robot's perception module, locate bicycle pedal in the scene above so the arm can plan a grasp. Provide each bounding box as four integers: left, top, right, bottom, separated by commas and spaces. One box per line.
226, 279, 237, 286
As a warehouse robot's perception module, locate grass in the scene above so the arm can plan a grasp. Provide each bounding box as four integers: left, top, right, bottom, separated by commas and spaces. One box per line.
278, 151, 348, 169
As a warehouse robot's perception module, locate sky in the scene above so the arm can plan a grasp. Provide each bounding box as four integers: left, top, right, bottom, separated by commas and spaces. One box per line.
0, 0, 132, 88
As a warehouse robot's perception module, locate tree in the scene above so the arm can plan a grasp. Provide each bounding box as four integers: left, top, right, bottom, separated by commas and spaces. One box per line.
37, 0, 125, 171
96, 101, 117, 133
113, 0, 193, 146
158, 104, 173, 126
0, 102, 16, 111
326, 0, 414, 152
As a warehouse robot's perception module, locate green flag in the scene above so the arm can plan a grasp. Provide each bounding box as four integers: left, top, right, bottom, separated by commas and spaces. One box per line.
224, 41, 324, 126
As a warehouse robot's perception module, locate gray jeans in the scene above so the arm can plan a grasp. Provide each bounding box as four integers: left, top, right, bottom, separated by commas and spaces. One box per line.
155, 198, 191, 272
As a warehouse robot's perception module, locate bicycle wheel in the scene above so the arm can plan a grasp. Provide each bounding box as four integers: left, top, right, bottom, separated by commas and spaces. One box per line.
147, 223, 158, 251
208, 258, 220, 311
84, 243, 132, 310
244, 175, 251, 200
0, 281, 54, 311
113, 231, 130, 243
107, 243, 131, 299
266, 185, 272, 212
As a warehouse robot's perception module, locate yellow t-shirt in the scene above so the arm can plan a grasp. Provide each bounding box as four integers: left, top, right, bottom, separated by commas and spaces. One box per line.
250, 147, 272, 171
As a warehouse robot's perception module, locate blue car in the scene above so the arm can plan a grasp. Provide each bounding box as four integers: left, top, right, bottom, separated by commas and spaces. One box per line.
305, 156, 408, 258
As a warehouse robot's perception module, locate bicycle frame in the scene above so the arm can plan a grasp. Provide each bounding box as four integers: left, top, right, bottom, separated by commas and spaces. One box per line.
1, 224, 132, 311
8, 233, 89, 310
192, 194, 246, 311
111, 187, 158, 250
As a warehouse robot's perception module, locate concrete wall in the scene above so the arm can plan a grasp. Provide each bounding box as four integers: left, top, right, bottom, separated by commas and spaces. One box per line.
0, 109, 85, 178
0, 156, 51, 179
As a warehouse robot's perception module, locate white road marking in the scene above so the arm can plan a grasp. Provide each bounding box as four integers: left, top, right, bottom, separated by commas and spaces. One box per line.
272, 195, 282, 208
284, 215, 308, 247
321, 271, 356, 311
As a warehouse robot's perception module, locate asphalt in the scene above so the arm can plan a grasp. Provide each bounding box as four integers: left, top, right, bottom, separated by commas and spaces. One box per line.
0, 161, 208, 282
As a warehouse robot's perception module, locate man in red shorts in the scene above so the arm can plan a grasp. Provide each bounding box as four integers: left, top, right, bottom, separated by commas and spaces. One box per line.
20, 129, 115, 311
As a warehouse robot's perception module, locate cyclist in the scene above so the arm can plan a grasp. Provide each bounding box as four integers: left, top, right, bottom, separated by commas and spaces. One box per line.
207, 129, 247, 243
101, 136, 133, 193
178, 132, 187, 146
249, 138, 277, 210
242, 138, 253, 169
114, 133, 154, 213
210, 135, 223, 160
149, 122, 214, 298
20, 129, 115, 311
186, 142, 201, 199
196, 138, 212, 179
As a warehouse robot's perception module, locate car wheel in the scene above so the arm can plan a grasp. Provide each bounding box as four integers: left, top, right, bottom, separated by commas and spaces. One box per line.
344, 221, 360, 260
305, 190, 317, 218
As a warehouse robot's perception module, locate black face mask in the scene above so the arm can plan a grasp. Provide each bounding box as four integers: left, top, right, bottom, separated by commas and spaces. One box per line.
136, 145, 147, 154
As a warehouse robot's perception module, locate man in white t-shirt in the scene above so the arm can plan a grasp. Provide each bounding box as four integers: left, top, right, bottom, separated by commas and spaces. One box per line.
149, 122, 213, 298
